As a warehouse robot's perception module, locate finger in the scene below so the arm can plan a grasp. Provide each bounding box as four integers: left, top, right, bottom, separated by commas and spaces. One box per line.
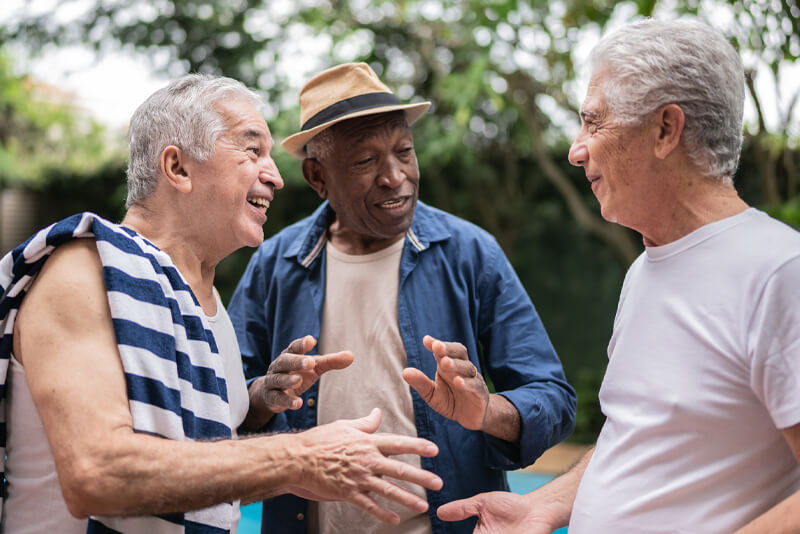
432, 339, 469, 361
283, 335, 316, 355
437, 497, 482, 522
370, 454, 443, 491
265, 371, 303, 390
314, 351, 354, 374
349, 492, 401, 525
263, 389, 303, 411
402, 368, 436, 402
374, 434, 440, 459
367, 477, 429, 514
269, 353, 315, 374
343, 407, 382, 433
439, 357, 479, 380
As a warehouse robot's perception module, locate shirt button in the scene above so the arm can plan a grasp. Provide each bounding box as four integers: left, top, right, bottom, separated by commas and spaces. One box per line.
307, 397, 316, 408
297, 513, 305, 521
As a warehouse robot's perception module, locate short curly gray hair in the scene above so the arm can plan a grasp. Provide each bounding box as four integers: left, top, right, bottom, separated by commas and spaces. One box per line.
125, 74, 264, 207
590, 18, 745, 183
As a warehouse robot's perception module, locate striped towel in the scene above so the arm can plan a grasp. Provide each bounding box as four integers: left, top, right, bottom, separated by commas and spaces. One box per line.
0, 212, 234, 533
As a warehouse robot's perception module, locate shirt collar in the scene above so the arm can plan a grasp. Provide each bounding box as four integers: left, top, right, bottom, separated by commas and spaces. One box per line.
284, 200, 451, 268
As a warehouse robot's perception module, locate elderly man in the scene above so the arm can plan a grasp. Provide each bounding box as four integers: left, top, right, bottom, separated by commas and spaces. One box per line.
228, 62, 576, 534
0, 74, 444, 534
437, 18, 800, 534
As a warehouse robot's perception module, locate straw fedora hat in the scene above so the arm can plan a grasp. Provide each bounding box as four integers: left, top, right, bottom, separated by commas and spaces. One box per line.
281, 62, 431, 159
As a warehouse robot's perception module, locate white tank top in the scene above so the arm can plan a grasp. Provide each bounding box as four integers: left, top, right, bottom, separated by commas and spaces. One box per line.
1, 291, 249, 533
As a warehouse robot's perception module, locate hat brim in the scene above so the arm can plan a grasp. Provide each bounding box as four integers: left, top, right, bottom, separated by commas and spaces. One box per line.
281, 102, 431, 159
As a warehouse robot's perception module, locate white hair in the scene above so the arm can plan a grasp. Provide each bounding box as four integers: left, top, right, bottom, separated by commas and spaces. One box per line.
126, 74, 264, 207
590, 18, 745, 183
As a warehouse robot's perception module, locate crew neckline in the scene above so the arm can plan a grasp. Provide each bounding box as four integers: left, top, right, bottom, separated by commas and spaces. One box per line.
645, 208, 758, 262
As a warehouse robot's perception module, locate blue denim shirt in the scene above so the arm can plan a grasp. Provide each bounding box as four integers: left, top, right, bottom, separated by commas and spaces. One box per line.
229, 201, 576, 534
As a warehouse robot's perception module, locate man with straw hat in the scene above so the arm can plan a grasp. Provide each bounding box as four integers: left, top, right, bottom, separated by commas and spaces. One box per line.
229, 62, 576, 534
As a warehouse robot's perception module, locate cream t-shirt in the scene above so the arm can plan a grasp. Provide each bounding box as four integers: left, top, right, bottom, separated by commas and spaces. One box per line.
307, 238, 432, 534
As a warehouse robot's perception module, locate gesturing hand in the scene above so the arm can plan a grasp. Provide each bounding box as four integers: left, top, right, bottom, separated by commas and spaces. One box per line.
402, 335, 489, 431
246, 336, 352, 426
437, 491, 560, 534
289, 408, 444, 524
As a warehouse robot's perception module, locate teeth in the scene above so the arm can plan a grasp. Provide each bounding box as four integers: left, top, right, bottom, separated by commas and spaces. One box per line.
247, 197, 270, 210
381, 199, 403, 208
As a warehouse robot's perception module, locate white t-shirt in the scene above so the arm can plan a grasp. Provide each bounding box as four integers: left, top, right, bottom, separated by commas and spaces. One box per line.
570, 208, 800, 533
1, 291, 248, 534
307, 238, 432, 534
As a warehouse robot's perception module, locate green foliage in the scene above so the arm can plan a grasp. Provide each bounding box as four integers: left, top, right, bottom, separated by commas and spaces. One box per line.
0, 50, 122, 188
4, 0, 800, 443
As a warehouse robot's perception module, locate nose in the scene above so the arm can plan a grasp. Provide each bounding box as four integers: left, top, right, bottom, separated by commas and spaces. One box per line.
568, 135, 589, 167
377, 157, 406, 189
260, 156, 284, 190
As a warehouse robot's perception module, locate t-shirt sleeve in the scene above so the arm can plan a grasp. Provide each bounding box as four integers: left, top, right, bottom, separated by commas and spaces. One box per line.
748, 255, 800, 429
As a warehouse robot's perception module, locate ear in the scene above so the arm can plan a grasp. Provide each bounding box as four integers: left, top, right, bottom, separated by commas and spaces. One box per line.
302, 158, 327, 199
160, 146, 193, 194
653, 104, 685, 160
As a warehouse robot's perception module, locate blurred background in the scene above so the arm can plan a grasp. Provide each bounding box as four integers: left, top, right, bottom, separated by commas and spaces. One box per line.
1, 0, 798, 444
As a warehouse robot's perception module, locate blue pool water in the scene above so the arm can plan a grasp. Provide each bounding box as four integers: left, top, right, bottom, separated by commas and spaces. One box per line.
239, 470, 568, 533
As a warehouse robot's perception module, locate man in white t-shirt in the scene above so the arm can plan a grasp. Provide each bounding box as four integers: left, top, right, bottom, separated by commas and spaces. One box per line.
438, 18, 800, 534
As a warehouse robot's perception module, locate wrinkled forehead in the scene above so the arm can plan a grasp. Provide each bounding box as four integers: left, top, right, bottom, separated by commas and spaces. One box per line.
215, 97, 271, 139
331, 110, 411, 145
579, 71, 611, 115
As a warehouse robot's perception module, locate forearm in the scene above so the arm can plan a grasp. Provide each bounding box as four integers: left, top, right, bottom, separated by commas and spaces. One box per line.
734, 490, 800, 534
242, 376, 277, 431
532, 446, 594, 528
480, 393, 521, 443
61, 430, 302, 518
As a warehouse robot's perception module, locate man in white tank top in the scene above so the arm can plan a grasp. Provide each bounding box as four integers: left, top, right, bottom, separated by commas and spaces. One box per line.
0, 74, 444, 533
438, 19, 800, 533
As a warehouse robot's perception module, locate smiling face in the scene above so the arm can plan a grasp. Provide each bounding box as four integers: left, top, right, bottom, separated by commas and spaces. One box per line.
568, 73, 660, 228
187, 96, 284, 251
306, 111, 420, 254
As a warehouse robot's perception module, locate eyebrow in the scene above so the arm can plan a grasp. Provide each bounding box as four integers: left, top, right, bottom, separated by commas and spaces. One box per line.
239, 129, 266, 142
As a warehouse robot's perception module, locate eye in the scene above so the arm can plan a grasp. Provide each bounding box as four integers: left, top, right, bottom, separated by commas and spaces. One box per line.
247, 146, 261, 156
355, 156, 373, 166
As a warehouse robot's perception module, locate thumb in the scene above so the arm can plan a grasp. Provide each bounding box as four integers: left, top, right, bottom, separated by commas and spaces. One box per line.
403, 367, 435, 402
347, 407, 382, 434
437, 497, 481, 522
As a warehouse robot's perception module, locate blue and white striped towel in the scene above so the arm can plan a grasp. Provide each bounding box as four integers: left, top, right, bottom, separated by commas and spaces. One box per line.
0, 212, 234, 533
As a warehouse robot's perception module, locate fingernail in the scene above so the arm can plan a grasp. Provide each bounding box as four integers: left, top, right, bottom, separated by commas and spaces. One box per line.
416, 500, 429, 512
426, 444, 438, 455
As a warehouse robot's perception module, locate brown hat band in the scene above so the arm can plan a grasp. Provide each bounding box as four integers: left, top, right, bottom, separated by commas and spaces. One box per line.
301, 92, 402, 131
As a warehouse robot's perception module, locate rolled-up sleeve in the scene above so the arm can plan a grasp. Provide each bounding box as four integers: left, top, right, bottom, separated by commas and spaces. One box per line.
477, 240, 577, 468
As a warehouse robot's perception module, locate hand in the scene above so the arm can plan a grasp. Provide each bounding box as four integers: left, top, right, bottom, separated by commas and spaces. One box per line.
288, 408, 443, 524
402, 335, 489, 431
437, 491, 561, 534
252, 335, 353, 413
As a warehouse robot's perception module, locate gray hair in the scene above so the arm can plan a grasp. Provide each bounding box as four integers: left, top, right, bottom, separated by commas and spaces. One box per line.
304, 127, 335, 161
126, 74, 264, 207
589, 18, 745, 183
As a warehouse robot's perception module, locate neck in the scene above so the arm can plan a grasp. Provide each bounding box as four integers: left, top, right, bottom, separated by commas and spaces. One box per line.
639, 172, 748, 247
122, 203, 219, 314
327, 222, 406, 255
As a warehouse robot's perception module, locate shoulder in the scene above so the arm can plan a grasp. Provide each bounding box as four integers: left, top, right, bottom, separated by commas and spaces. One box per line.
415, 201, 501, 251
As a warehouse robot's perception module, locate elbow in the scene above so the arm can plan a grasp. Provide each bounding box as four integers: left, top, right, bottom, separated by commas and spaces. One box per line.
59, 456, 114, 519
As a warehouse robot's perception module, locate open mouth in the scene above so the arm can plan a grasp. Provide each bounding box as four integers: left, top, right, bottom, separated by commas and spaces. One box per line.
247, 197, 270, 213
379, 198, 406, 209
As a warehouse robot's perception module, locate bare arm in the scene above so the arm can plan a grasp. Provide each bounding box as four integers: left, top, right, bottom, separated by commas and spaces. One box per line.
437, 446, 594, 533
14, 240, 441, 522
403, 335, 521, 442
734, 423, 800, 533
